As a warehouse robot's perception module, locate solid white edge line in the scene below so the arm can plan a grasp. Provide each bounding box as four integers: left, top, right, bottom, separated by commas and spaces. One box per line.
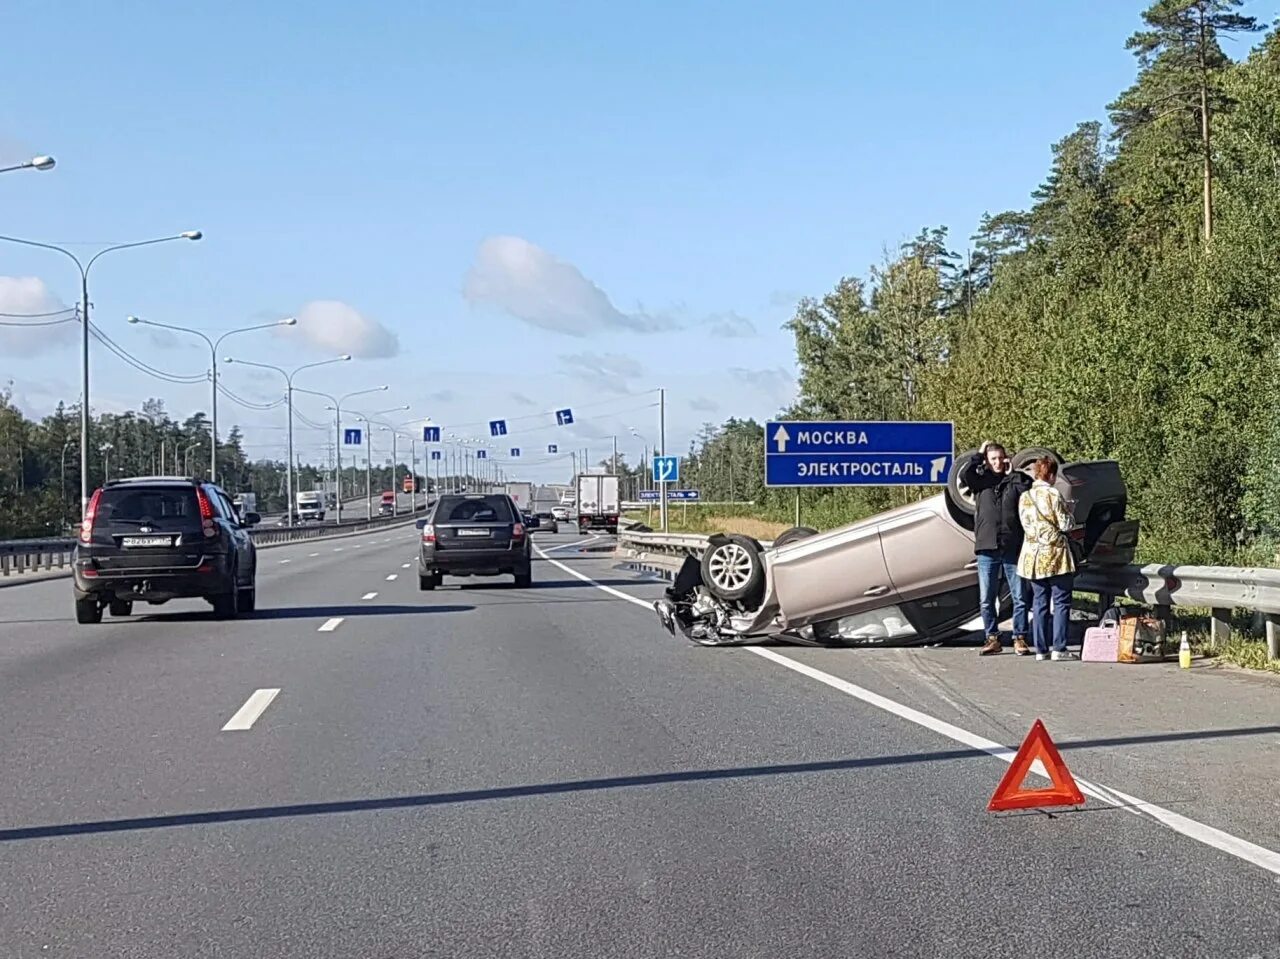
221, 688, 280, 731
318, 617, 343, 632
540, 534, 604, 553
535, 546, 1280, 879
361, 592, 378, 600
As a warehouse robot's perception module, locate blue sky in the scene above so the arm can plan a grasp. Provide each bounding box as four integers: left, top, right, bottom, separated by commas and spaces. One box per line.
3, 0, 1274, 483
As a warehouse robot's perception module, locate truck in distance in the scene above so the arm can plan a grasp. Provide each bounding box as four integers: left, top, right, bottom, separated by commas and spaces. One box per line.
575, 473, 620, 534
295, 490, 326, 522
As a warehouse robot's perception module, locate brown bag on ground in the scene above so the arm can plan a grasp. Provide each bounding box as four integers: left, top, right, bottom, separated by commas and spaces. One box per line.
1117, 614, 1166, 663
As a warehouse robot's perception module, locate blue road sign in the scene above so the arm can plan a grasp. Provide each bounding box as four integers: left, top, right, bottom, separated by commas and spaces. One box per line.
556, 408, 574, 426
510, 448, 520, 457
343, 428, 362, 446
547, 444, 558, 454
476, 449, 487, 459
765, 421, 954, 487
489, 419, 507, 437
638, 490, 660, 502
431, 450, 441, 461
652, 456, 679, 483
423, 426, 441, 442
668, 489, 701, 501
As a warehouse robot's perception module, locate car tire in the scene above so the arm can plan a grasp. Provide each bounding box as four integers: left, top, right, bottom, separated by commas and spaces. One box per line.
108, 599, 133, 617
211, 564, 240, 620
771, 526, 818, 549
700, 534, 765, 603
419, 572, 437, 591
75, 596, 103, 624
514, 566, 533, 589
947, 448, 981, 517
239, 584, 256, 614
1011, 446, 1064, 475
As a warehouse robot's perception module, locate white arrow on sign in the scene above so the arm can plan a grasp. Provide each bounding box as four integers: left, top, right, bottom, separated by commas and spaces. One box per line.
930, 456, 948, 482
773, 424, 790, 452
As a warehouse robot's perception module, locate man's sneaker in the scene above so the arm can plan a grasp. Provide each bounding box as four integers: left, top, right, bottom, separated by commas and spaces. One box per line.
1035, 653, 1048, 661
980, 636, 1003, 656
1051, 650, 1080, 661
1013, 636, 1032, 656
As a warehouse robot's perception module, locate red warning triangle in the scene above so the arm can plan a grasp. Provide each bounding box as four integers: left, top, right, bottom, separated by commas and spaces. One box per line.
987, 718, 1085, 812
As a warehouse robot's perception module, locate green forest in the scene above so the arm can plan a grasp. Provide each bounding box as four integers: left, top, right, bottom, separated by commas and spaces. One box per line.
5, 1, 1280, 567
680, 0, 1280, 566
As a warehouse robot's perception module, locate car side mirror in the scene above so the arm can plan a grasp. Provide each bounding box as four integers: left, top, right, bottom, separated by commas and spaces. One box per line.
415, 518, 429, 529
244, 511, 262, 527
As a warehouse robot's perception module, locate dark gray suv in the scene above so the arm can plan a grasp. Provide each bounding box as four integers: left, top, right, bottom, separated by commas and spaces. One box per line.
72, 477, 260, 623
417, 493, 533, 589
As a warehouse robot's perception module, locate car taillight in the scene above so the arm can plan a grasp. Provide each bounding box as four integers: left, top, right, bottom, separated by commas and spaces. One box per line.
195, 488, 217, 539
512, 523, 525, 539
79, 488, 102, 544
421, 524, 436, 543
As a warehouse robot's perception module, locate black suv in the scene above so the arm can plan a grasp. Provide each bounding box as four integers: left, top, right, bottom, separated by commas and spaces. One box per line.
72, 476, 260, 623
417, 493, 532, 590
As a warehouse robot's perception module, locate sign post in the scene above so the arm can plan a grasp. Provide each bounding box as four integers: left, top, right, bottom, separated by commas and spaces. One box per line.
764, 421, 953, 488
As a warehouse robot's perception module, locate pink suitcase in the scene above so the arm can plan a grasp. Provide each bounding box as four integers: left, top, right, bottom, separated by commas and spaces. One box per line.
1081, 625, 1120, 662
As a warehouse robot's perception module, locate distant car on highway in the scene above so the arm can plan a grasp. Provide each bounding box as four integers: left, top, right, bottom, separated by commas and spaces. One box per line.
655, 448, 1138, 647
378, 490, 396, 516
533, 509, 559, 534
72, 476, 260, 624
417, 493, 533, 589
551, 506, 569, 521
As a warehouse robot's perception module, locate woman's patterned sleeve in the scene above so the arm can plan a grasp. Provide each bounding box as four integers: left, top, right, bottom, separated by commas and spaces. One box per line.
1051, 489, 1074, 532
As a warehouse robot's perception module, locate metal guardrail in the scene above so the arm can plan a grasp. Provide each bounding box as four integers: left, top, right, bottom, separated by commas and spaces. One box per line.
0, 508, 425, 580
617, 529, 1280, 660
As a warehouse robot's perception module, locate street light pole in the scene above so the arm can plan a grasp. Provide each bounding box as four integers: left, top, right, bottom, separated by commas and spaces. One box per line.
223, 355, 350, 526
0, 155, 56, 175
128, 315, 295, 485
349, 405, 409, 519
100, 443, 113, 484
302, 385, 388, 523
0, 230, 202, 516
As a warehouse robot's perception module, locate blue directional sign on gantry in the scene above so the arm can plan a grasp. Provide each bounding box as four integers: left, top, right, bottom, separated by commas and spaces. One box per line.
765, 421, 954, 487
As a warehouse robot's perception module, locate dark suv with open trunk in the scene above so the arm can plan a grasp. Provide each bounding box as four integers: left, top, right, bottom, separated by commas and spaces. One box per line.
72, 476, 260, 623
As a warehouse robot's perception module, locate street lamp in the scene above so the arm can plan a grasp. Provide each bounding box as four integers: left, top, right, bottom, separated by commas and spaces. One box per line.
224, 354, 351, 526
379, 425, 420, 516
0, 230, 202, 516
347, 406, 409, 519
127, 314, 295, 485
100, 442, 113, 483
301, 385, 388, 523
0, 155, 55, 175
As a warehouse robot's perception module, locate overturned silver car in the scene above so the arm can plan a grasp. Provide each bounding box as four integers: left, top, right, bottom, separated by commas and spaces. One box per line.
654, 448, 1138, 647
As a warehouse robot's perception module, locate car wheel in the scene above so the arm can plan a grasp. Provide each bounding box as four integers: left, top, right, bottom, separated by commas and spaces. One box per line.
239, 584, 256, 614
946, 448, 981, 517
419, 572, 437, 591
771, 526, 818, 549
700, 534, 765, 603
212, 564, 240, 619
514, 567, 533, 588
75, 596, 103, 624
1011, 446, 1064, 475
108, 599, 133, 617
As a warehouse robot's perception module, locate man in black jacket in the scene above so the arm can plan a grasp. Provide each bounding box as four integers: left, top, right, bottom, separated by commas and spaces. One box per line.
958, 441, 1031, 656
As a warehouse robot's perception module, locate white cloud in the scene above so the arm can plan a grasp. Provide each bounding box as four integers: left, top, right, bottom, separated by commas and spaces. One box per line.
464, 236, 673, 336
280, 300, 399, 358
730, 366, 797, 409
559, 352, 644, 394
707, 312, 757, 338
0, 276, 76, 357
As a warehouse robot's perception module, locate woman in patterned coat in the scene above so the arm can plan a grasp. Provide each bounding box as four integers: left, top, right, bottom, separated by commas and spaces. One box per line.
1017, 456, 1079, 661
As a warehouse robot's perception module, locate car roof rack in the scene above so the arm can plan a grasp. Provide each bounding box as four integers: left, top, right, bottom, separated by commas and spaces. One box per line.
104, 475, 201, 486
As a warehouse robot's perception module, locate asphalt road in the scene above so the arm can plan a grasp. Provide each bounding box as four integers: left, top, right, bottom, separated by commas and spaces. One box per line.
1, 526, 1278, 958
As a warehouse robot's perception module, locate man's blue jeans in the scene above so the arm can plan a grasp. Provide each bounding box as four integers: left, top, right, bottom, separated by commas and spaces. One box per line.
1030, 574, 1074, 654
976, 551, 1027, 639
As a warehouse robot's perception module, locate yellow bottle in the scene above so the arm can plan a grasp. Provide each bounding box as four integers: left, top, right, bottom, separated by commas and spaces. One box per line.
1179, 631, 1192, 669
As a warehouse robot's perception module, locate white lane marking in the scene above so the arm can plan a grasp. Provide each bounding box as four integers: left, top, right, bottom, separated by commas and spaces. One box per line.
361, 592, 378, 600
400, 563, 410, 568
279, 559, 291, 564
309, 552, 319, 557
353, 544, 362, 549
386, 574, 398, 581
333, 547, 343, 552
540, 535, 603, 553
221, 688, 280, 732
318, 617, 344, 632
537, 547, 1280, 879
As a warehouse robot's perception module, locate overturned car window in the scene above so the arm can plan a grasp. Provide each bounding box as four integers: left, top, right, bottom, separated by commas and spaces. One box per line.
814, 606, 918, 644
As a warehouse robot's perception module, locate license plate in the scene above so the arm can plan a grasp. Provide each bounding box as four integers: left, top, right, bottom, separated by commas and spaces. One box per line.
122, 535, 173, 547
458, 528, 490, 537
